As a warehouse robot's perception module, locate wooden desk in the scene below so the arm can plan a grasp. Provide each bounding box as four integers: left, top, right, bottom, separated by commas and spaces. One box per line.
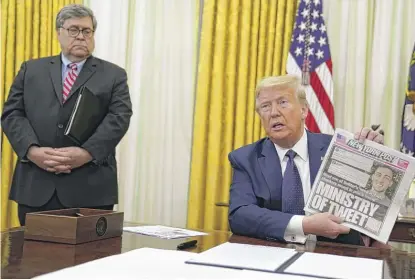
1, 223, 414, 279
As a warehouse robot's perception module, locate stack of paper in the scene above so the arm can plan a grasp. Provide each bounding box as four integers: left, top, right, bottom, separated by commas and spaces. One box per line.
34, 247, 317, 279
186, 242, 384, 279
283, 252, 384, 279
186, 242, 297, 272
123, 225, 207, 239
34, 241, 384, 279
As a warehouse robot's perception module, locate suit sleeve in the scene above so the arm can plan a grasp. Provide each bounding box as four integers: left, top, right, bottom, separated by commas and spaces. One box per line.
81, 68, 132, 162
228, 152, 294, 241
1, 62, 40, 159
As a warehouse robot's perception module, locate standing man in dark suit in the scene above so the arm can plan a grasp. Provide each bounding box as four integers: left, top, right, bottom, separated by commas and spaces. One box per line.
228, 74, 384, 246
1, 4, 132, 225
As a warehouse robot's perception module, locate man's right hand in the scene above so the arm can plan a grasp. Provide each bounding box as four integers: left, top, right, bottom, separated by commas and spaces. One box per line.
27, 146, 72, 173
302, 213, 350, 239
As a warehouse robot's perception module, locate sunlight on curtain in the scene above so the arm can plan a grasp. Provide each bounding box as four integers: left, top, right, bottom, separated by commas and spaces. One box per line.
323, 0, 415, 149
85, 0, 198, 226
187, 0, 298, 231
1, 0, 81, 231
132, 0, 197, 227
84, 0, 131, 216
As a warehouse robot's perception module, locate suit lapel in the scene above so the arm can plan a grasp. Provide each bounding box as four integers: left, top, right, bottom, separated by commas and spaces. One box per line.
307, 131, 329, 187
49, 55, 63, 104
258, 138, 283, 201
66, 56, 98, 101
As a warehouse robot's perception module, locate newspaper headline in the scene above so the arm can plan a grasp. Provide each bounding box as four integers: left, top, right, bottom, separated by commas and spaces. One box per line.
304, 129, 415, 243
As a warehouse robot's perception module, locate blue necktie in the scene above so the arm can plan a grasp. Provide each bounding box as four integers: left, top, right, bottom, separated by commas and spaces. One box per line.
281, 150, 305, 215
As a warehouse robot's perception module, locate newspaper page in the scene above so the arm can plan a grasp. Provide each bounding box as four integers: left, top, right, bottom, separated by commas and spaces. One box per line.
123, 225, 207, 239
304, 128, 415, 243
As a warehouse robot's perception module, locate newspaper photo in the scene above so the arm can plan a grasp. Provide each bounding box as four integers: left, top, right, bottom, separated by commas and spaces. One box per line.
304, 128, 415, 243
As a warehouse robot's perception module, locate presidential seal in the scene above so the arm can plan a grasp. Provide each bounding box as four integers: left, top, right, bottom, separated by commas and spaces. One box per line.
96, 217, 107, 236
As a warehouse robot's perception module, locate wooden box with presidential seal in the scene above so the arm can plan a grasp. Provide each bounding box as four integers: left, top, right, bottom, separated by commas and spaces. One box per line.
23, 208, 123, 244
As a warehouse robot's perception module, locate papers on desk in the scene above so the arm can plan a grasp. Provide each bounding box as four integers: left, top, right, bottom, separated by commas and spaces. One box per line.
283, 252, 384, 279
186, 242, 297, 272
34, 242, 383, 279
34, 247, 317, 280
123, 225, 207, 239
186, 242, 384, 279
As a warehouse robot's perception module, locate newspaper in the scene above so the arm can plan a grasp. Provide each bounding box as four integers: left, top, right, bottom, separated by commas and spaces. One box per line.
304, 128, 415, 243
123, 225, 207, 239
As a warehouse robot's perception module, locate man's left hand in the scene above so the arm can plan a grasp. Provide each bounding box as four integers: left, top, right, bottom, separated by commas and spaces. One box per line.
45, 147, 93, 170
354, 127, 384, 144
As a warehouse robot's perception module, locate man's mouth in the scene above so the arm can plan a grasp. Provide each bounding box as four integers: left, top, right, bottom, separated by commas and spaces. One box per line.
271, 123, 284, 131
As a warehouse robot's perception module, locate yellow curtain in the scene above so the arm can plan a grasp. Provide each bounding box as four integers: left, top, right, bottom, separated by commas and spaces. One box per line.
187, 0, 298, 231
1, 0, 82, 231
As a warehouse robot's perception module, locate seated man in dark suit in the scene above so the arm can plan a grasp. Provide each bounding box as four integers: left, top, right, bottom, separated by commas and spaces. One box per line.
1, 4, 132, 225
228, 74, 384, 246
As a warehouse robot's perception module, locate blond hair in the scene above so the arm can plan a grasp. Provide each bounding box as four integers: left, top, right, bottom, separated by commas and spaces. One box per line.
255, 74, 307, 107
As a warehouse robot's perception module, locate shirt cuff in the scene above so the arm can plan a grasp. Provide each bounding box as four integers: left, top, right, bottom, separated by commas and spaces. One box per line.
283, 215, 308, 244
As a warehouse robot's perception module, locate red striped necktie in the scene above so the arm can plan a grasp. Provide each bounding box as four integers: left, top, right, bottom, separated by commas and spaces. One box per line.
62, 63, 78, 102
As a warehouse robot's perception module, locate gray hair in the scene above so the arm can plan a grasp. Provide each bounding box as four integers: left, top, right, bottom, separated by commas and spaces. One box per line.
255, 74, 308, 108
56, 4, 97, 30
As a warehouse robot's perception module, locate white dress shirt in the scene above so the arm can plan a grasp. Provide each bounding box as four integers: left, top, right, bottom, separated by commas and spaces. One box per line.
61, 53, 86, 82
273, 129, 312, 244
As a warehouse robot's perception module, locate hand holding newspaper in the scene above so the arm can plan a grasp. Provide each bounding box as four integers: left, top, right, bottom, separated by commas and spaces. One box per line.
304, 128, 415, 243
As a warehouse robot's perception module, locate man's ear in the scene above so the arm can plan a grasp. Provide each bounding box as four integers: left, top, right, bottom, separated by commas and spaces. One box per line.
301, 103, 309, 120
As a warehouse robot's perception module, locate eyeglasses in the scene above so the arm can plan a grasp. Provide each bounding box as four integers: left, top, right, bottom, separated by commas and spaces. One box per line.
61, 27, 94, 38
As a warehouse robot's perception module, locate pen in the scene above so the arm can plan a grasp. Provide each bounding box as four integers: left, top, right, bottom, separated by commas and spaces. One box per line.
177, 240, 197, 250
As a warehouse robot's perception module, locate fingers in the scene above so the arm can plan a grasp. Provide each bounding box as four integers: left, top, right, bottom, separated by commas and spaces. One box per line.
356, 127, 370, 143
327, 213, 344, 224
372, 133, 384, 144
366, 130, 378, 141
44, 149, 71, 158
354, 127, 384, 144
44, 154, 72, 165
54, 147, 71, 152
325, 221, 350, 239
45, 166, 57, 172
45, 165, 71, 173
53, 165, 72, 172
326, 214, 349, 238
43, 156, 71, 166
336, 224, 350, 234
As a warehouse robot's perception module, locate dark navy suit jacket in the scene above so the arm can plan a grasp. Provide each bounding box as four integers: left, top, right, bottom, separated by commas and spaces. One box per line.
228, 131, 362, 245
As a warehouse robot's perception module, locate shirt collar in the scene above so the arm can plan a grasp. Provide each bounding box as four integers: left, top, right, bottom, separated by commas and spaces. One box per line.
273, 129, 308, 162
61, 53, 87, 70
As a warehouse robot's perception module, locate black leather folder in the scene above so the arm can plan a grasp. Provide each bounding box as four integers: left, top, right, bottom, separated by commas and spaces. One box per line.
64, 86, 106, 145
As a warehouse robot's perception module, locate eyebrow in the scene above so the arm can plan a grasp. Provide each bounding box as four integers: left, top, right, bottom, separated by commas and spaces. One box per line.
66, 25, 92, 29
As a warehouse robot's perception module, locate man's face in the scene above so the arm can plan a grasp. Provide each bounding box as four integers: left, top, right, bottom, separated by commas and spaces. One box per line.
256, 86, 308, 148
57, 17, 95, 60
371, 167, 393, 193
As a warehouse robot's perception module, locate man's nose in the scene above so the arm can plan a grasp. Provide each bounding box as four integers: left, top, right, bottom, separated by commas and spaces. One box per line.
270, 104, 280, 117
75, 32, 86, 40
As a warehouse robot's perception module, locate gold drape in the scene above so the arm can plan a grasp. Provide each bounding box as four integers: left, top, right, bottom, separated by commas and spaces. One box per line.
1, 0, 82, 231
187, 0, 298, 231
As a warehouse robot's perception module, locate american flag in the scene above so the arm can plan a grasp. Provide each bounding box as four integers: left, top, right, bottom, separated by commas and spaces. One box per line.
286, 0, 334, 134
336, 133, 346, 144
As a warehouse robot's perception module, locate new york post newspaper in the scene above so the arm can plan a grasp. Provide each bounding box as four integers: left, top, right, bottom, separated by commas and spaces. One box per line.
304, 128, 415, 243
